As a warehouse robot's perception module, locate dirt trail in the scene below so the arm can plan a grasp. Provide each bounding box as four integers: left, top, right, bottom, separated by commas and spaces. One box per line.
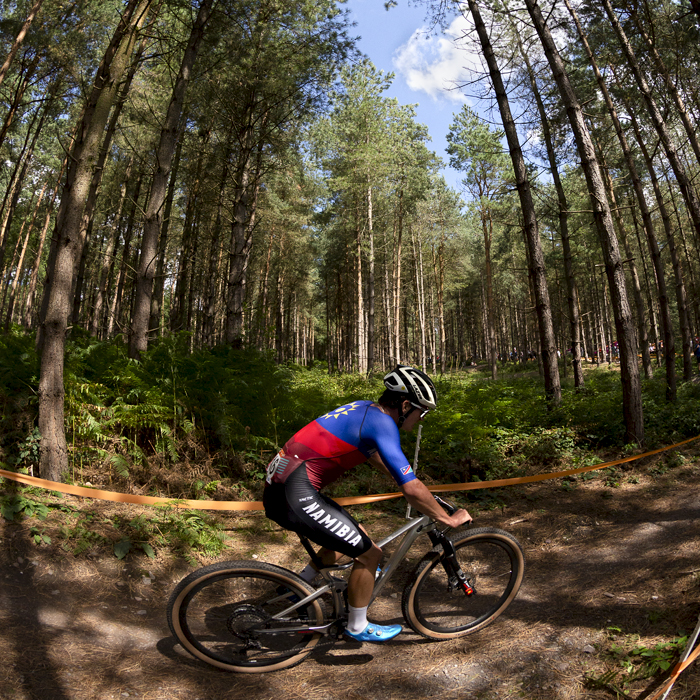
1, 458, 699, 700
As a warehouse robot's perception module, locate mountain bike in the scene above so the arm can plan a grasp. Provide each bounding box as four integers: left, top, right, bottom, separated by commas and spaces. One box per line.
167, 495, 525, 673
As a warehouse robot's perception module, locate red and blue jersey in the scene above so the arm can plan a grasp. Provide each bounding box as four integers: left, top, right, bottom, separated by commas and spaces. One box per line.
267, 400, 415, 490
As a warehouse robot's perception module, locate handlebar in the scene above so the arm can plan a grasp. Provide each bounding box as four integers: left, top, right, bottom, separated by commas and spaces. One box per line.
432, 494, 457, 516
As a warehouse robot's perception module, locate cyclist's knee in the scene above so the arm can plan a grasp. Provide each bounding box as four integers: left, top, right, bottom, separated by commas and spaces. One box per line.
355, 542, 382, 568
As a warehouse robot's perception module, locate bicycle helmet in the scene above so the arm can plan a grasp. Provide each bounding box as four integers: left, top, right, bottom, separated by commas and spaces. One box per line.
383, 365, 437, 411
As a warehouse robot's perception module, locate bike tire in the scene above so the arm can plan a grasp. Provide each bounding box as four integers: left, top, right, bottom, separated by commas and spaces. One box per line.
167, 560, 326, 673
402, 527, 524, 639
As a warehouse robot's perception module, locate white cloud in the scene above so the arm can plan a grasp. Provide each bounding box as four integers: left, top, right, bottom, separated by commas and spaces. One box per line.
392, 15, 484, 104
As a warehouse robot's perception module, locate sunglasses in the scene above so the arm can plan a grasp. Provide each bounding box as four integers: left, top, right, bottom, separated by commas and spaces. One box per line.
409, 404, 430, 420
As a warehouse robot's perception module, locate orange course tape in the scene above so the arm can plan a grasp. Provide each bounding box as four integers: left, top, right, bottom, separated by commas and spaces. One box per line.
1, 434, 698, 511
645, 644, 700, 700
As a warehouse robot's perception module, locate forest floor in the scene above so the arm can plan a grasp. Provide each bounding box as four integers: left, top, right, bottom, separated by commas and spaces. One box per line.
1, 445, 699, 700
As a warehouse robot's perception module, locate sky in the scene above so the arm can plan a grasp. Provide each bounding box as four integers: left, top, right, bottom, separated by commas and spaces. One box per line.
344, 0, 485, 192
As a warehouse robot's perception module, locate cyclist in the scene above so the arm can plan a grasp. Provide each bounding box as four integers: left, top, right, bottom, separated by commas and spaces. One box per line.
263, 365, 472, 643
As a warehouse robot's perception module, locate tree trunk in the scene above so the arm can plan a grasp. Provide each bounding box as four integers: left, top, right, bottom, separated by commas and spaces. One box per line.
601, 0, 700, 239
524, 0, 643, 444
355, 196, 366, 373
0, 91, 47, 274
130, 0, 213, 358
22, 149, 68, 329
600, 164, 653, 380
626, 2, 700, 168
481, 209, 498, 380
392, 190, 404, 363
37, 0, 150, 481
625, 106, 695, 383
412, 228, 427, 369
4, 181, 48, 329
516, 30, 583, 388
0, 53, 40, 151
107, 171, 143, 338
0, 0, 44, 88
91, 158, 133, 337
468, 0, 560, 402
367, 184, 375, 373
73, 15, 155, 329
566, 0, 675, 397
225, 117, 265, 346
203, 172, 229, 349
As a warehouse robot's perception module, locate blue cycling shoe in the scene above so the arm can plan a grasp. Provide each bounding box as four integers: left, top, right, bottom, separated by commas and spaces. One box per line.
344, 622, 402, 643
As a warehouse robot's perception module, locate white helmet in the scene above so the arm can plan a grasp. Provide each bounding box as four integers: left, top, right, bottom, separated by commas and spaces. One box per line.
383, 365, 437, 411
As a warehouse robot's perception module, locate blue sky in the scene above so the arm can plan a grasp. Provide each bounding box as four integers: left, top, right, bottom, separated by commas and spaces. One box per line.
344, 0, 484, 192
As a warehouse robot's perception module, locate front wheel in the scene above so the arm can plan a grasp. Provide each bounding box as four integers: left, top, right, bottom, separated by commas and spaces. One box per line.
167, 560, 326, 673
402, 527, 524, 639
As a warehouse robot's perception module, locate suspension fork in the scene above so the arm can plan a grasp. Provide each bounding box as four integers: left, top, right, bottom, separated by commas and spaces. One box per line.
428, 528, 474, 596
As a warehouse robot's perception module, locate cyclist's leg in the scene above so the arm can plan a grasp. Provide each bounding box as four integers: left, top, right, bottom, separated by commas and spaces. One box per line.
314, 521, 374, 568
265, 470, 401, 642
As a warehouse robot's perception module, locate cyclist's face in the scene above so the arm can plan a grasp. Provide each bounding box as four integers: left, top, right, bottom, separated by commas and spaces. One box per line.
401, 401, 427, 432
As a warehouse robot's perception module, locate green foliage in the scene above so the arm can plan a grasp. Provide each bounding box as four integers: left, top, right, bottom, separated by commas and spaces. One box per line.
0, 482, 226, 562
111, 507, 227, 565
0, 331, 39, 466
589, 629, 688, 691
30, 527, 52, 545
1, 493, 50, 521
4, 327, 700, 501
58, 335, 298, 472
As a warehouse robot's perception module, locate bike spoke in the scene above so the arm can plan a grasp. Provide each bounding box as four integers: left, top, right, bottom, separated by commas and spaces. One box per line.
168, 563, 326, 671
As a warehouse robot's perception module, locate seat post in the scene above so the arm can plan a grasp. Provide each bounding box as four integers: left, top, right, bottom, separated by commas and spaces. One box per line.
297, 534, 325, 569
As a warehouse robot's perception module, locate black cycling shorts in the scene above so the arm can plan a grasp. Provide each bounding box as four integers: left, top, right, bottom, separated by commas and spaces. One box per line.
263, 464, 373, 559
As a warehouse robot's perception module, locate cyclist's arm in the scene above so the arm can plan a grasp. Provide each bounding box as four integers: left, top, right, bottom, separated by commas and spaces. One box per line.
367, 451, 392, 478
401, 479, 472, 529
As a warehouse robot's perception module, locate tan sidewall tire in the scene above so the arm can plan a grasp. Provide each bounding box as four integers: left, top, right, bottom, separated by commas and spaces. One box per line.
168, 561, 325, 672
403, 528, 524, 640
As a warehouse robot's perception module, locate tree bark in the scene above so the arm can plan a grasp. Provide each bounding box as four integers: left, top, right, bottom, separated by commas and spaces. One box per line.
0, 52, 40, 151
626, 2, 700, 168
355, 194, 366, 373
515, 26, 583, 389
37, 0, 150, 480
4, 181, 48, 329
0, 0, 44, 89
468, 0, 560, 402
523, 0, 643, 444
225, 113, 265, 346
90, 158, 133, 337
567, 0, 676, 397
130, 0, 213, 358
107, 171, 144, 338
367, 184, 375, 373
601, 0, 700, 239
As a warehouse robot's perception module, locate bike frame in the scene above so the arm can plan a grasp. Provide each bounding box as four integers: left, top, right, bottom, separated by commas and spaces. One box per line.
269, 512, 450, 630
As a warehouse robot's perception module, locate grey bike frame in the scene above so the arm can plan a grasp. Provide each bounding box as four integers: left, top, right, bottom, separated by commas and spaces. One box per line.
271, 513, 437, 623
371, 513, 435, 602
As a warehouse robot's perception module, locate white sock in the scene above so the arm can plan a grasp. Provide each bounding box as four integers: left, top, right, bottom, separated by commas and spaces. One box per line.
298, 564, 318, 582
347, 605, 368, 634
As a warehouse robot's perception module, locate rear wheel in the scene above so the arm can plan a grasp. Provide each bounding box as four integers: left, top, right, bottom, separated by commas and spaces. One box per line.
402, 527, 524, 639
167, 560, 326, 672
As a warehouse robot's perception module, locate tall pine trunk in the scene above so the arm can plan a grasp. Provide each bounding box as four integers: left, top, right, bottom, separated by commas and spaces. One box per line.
468, 0, 560, 402
515, 27, 583, 389
601, 0, 700, 239
524, 0, 643, 443
37, 0, 150, 481
130, 0, 213, 358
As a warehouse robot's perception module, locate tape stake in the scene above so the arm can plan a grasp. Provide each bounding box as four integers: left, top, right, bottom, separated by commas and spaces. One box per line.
406, 424, 423, 519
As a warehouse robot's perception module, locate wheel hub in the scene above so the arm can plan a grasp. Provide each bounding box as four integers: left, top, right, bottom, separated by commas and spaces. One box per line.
227, 604, 270, 644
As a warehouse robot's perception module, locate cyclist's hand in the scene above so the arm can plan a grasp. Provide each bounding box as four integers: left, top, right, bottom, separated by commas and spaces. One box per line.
447, 508, 473, 529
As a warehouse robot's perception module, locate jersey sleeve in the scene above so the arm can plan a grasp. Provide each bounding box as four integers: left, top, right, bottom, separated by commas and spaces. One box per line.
360, 407, 417, 485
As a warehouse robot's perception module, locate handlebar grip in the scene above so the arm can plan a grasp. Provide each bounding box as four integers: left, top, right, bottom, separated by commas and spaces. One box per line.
433, 494, 456, 515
